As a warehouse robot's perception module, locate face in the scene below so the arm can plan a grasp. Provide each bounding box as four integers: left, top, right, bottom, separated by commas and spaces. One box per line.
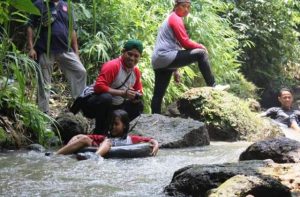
122, 49, 141, 69
110, 117, 125, 137
278, 91, 293, 109
174, 2, 191, 17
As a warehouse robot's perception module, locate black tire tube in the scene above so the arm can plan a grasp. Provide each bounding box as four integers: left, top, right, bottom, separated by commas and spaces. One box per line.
77, 143, 152, 158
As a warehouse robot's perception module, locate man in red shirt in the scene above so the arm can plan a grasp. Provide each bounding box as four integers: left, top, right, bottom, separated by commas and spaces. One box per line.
73, 39, 144, 135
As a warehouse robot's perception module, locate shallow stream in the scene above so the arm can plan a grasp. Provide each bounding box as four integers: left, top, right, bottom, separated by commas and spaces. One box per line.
0, 141, 251, 197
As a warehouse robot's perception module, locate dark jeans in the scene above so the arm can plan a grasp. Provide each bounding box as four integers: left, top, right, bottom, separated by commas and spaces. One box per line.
81, 93, 143, 135
151, 48, 215, 114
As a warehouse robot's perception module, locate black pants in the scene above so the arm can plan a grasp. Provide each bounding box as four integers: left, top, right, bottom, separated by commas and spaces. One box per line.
151, 49, 215, 114
82, 93, 144, 135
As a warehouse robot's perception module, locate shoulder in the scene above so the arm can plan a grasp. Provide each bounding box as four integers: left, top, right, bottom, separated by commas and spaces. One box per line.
168, 12, 183, 26
101, 58, 121, 72
133, 66, 141, 75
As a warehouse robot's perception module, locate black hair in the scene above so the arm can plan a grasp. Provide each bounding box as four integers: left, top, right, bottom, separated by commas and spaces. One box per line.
278, 87, 293, 97
108, 109, 130, 139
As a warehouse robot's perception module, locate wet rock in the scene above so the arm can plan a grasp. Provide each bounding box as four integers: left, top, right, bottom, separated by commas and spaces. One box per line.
207, 175, 290, 197
239, 137, 300, 163
164, 160, 296, 197
53, 112, 89, 144
130, 114, 209, 148
177, 87, 283, 141
27, 143, 45, 152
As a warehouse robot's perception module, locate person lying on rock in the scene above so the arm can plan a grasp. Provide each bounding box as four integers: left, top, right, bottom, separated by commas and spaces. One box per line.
56, 109, 159, 157
261, 88, 300, 132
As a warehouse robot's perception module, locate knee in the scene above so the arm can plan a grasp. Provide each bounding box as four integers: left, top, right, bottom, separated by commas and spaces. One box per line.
194, 48, 208, 59
100, 93, 113, 104
79, 136, 92, 146
78, 67, 87, 78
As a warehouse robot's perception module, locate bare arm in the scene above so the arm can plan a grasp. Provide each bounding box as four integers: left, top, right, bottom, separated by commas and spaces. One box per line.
290, 120, 300, 132
149, 139, 159, 156
71, 30, 79, 56
27, 26, 37, 60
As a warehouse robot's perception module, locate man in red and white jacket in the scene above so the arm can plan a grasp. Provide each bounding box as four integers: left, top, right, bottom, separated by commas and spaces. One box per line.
78, 39, 144, 135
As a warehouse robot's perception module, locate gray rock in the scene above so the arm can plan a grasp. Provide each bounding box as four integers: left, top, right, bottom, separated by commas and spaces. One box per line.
239, 137, 300, 163
207, 175, 290, 197
53, 112, 89, 144
130, 114, 209, 148
164, 160, 291, 197
27, 144, 45, 152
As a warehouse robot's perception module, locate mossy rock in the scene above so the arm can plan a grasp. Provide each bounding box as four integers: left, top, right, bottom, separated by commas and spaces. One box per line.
53, 112, 89, 144
178, 87, 283, 141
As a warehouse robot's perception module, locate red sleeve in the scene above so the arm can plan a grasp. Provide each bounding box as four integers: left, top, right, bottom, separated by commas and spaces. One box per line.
130, 135, 152, 144
168, 12, 203, 49
132, 67, 143, 94
94, 58, 121, 93
86, 134, 105, 146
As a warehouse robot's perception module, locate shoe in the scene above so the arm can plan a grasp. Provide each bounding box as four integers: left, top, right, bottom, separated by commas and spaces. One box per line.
213, 84, 230, 91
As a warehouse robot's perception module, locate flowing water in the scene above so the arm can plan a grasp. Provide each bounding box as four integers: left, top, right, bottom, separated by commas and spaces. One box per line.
0, 141, 251, 197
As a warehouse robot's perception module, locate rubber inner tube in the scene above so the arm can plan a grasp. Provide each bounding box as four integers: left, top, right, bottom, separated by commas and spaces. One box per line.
78, 143, 152, 159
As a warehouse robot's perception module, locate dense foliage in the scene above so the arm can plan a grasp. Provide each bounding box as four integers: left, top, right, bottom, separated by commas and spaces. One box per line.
0, 0, 55, 147
0, 0, 299, 147
75, 0, 256, 112
224, 0, 300, 93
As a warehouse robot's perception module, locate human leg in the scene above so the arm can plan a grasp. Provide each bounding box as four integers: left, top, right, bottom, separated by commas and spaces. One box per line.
81, 93, 113, 134
151, 69, 173, 114
56, 135, 92, 155
57, 52, 87, 98
37, 53, 55, 113
95, 138, 112, 157
168, 49, 215, 86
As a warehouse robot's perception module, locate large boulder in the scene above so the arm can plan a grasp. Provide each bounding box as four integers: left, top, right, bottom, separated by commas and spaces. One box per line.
130, 114, 209, 148
53, 112, 89, 144
164, 160, 299, 196
178, 87, 283, 141
207, 175, 289, 197
239, 137, 300, 163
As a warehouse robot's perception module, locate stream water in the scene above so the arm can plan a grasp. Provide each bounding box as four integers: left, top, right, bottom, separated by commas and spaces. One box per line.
0, 141, 251, 197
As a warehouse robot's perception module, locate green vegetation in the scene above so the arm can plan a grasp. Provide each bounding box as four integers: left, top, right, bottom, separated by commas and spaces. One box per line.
223, 0, 300, 92
0, 0, 54, 147
0, 0, 299, 147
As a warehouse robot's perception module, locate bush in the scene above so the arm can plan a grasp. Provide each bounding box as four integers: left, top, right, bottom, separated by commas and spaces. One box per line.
224, 0, 300, 92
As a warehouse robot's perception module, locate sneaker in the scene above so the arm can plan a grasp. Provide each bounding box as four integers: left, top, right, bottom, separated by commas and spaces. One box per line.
213, 84, 230, 91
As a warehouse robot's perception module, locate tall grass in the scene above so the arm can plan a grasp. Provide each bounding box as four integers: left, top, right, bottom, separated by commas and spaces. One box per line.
0, 1, 57, 146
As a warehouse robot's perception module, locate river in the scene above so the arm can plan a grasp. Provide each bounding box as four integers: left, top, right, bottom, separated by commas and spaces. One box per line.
0, 141, 251, 197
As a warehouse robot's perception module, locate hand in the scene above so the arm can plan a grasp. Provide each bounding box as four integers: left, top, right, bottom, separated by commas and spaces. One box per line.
173, 70, 181, 84
124, 88, 141, 101
199, 44, 208, 53
149, 139, 159, 156
28, 48, 37, 60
